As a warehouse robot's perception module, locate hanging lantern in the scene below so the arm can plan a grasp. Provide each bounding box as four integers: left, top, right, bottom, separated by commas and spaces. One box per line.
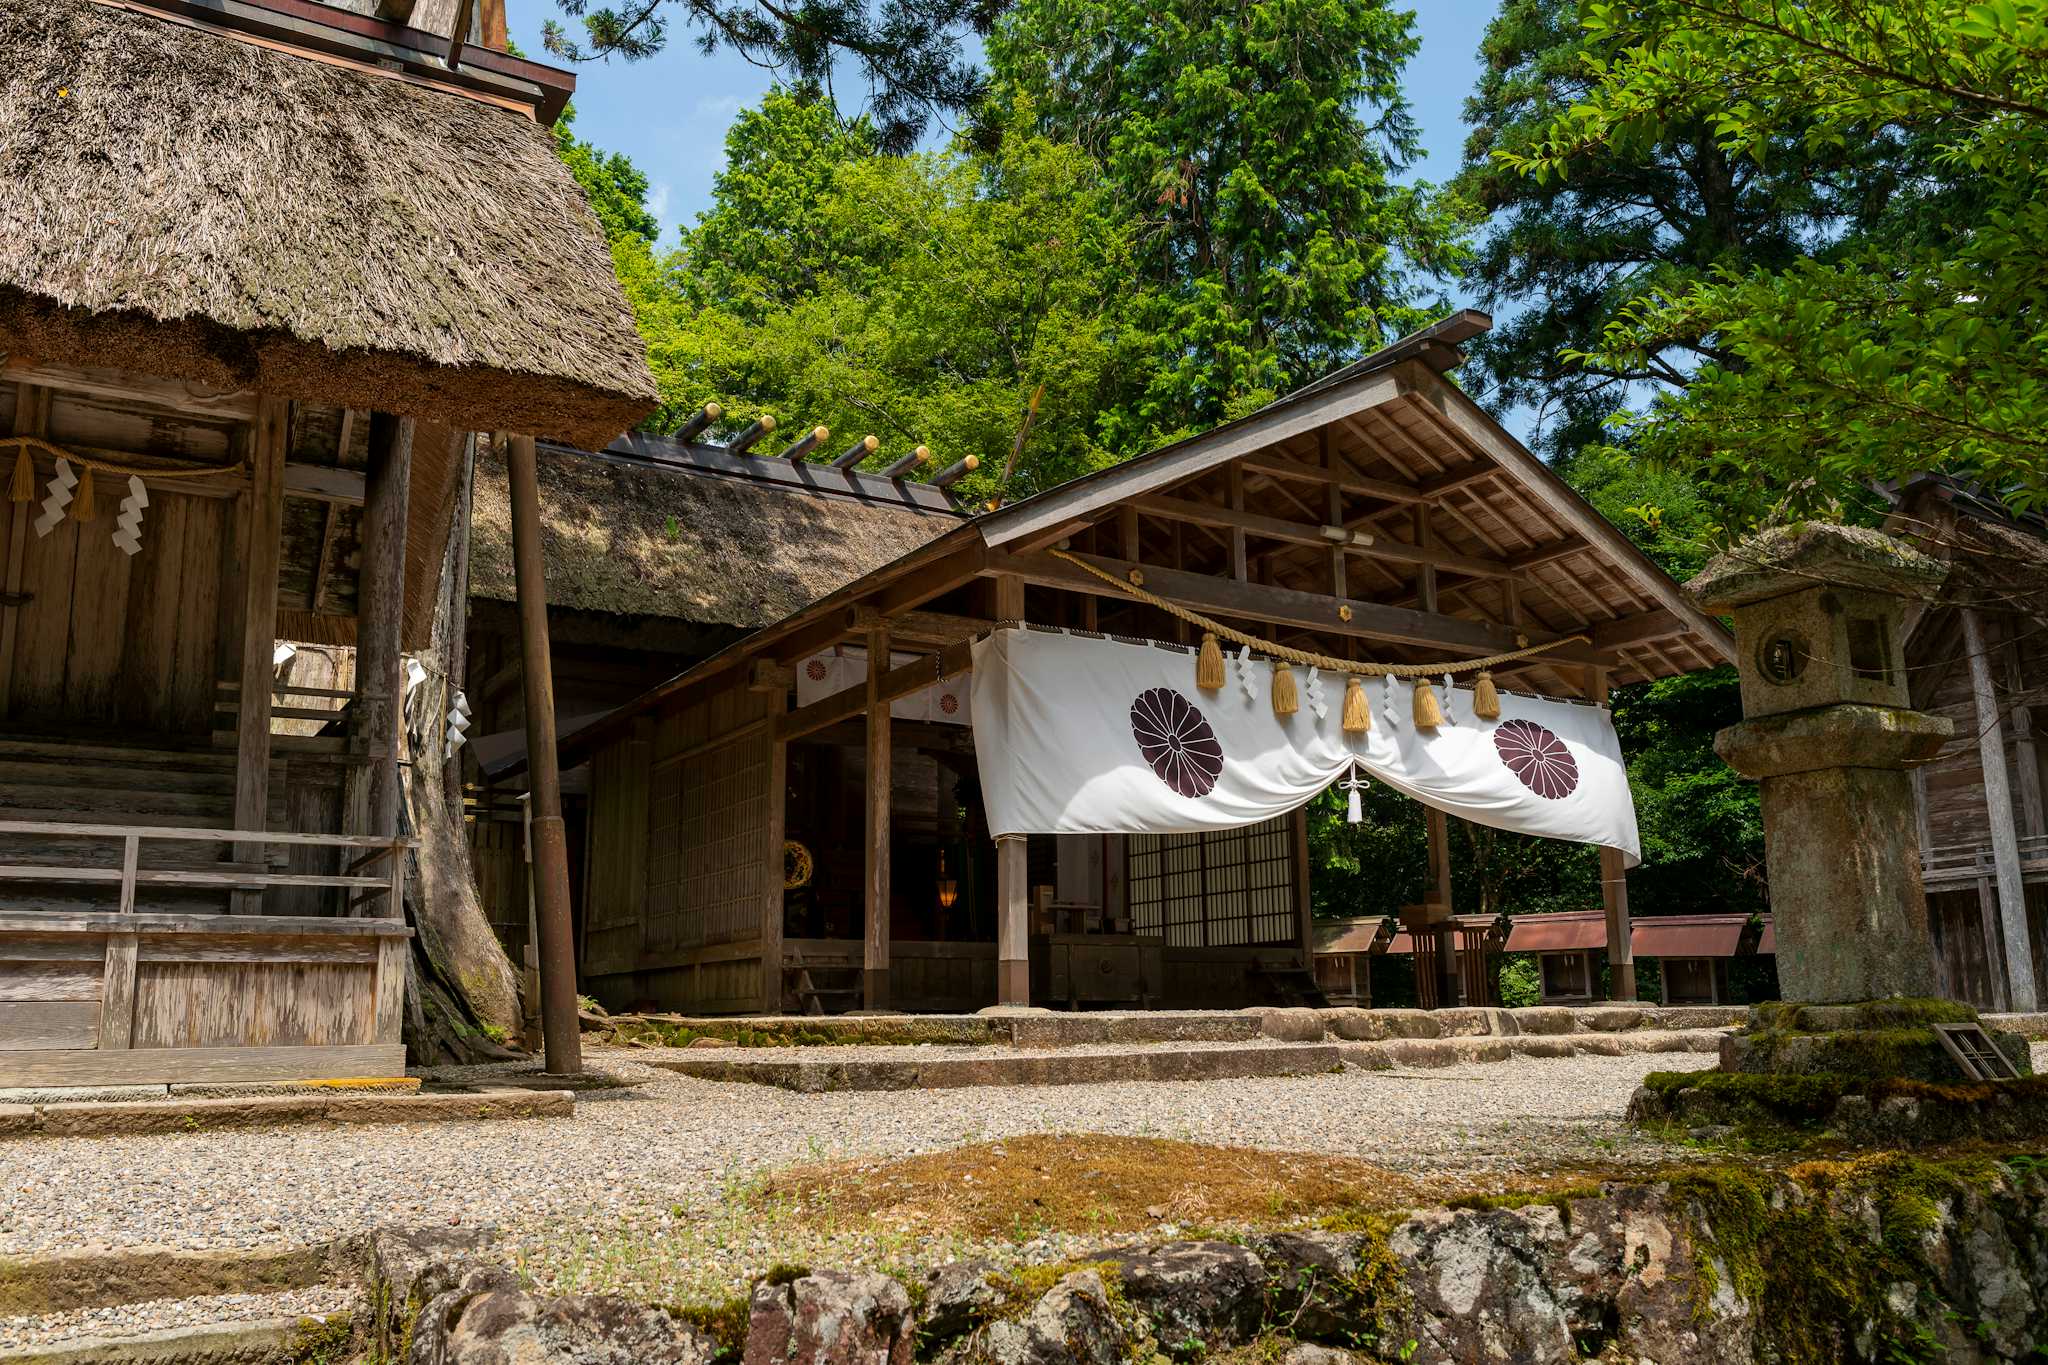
936, 850, 959, 910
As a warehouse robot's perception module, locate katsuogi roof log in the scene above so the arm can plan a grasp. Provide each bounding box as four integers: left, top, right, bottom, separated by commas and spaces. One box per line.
0, 0, 657, 448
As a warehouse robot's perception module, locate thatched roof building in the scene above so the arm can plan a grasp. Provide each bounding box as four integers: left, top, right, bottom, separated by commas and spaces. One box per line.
0, 0, 656, 447
469, 437, 963, 628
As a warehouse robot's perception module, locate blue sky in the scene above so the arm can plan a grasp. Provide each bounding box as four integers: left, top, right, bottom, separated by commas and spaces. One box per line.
510, 0, 1502, 253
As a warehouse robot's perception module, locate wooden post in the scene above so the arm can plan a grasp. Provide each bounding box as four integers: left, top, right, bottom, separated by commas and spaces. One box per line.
1424, 807, 1459, 1006
0, 385, 49, 718
443, 436, 475, 808
357, 413, 413, 844
1964, 608, 2037, 1011
762, 682, 790, 1014
864, 623, 892, 1010
994, 573, 1030, 1006
230, 396, 289, 912
1291, 806, 1314, 968
1588, 667, 1638, 1001
506, 433, 583, 1074
99, 932, 137, 1050
1320, 428, 1346, 599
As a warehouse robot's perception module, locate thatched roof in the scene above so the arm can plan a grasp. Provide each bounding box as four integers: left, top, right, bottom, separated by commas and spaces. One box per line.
0, 0, 656, 448
470, 444, 962, 627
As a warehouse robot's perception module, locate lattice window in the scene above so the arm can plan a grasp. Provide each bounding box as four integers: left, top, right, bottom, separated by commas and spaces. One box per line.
1127, 816, 1295, 947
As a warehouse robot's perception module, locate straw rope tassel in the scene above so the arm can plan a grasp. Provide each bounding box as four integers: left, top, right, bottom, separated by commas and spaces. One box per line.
1196, 632, 1225, 691
70, 466, 94, 522
1341, 675, 1371, 734
1271, 660, 1298, 717
7, 443, 31, 502
1473, 670, 1501, 720
1412, 676, 1445, 729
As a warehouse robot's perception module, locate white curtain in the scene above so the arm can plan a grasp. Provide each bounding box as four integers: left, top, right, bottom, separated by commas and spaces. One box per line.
970, 626, 1641, 866
797, 647, 972, 726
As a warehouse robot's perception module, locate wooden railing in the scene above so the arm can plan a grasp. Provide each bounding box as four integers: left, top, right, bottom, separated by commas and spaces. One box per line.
1924, 834, 2048, 889
0, 821, 411, 916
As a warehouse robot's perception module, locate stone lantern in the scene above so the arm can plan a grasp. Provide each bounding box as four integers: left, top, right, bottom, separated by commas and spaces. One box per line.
1687, 524, 1952, 1004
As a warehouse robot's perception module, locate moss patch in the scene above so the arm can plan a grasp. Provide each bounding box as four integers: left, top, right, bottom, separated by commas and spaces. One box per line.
669, 1294, 750, 1362
1638, 1069, 2048, 1150
759, 1135, 1422, 1242
1665, 1151, 2019, 1364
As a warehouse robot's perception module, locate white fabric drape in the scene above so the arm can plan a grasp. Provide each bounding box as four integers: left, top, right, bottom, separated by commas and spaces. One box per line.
970, 626, 1641, 865
797, 647, 972, 726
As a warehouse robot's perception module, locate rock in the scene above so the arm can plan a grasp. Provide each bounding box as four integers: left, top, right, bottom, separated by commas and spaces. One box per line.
982, 1269, 1124, 1365
687, 1036, 734, 1048
367, 1225, 501, 1358
1253, 1230, 1384, 1342
423, 1287, 719, 1364
1279, 1344, 1364, 1365
1099, 1240, 1264, 1353
744, 1268, 915, 1365
1245, 1008, 1326, 1042
1505, 1007, 1575, 1036
922, 1261, 1001, 1342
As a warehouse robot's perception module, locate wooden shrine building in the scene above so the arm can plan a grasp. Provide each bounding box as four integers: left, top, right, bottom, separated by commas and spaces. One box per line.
460, 432, 960, 977
0, 0, 653, 1081
1886, 477, 2048, 1010
559, 314, 1733, 1016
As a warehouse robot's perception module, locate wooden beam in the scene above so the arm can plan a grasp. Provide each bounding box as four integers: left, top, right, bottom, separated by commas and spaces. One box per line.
0, 361, 256, 421
230, 395, 289, 909
1226, 464, 1249, 581
863, 623, 891, 1010
993, 549, 1613, 665
1964, 607, 2037, 1011
1321, 428, 1346, 600
1589, 610, 1689, 651
282, 463, 366, 505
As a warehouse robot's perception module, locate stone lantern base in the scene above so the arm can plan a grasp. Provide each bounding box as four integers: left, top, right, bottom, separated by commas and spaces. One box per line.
1719, 999, 2031, 1082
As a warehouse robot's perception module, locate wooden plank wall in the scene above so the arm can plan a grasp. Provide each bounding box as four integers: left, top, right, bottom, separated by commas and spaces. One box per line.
580, 680, 774, 1011
1918, 620, 2048, 854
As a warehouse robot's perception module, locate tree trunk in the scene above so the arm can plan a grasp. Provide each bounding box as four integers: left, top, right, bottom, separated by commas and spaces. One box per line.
398, 438, 524, 1064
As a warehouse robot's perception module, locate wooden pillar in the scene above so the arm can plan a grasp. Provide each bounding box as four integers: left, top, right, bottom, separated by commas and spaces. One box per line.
1964, 608, 2037, 1011
0, 384, 50, 718
1320, 429, 1346, 599
357, 413, 413, 844
761, 672, 790, 1014
863, 623, 891, 1010
442, 437, 475, 807
1424, 807, 1459, 1006
1291, 806, 1314, 968
506, 432, 583, 1073
994, 572, 1030, 1006
230, 397, 289, 911
1588, 667, 1638, 1000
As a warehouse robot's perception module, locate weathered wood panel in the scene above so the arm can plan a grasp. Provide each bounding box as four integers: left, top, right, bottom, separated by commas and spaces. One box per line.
0, 961, 100, 1002
0, 1043, 404, 1087
581, 722, 652, 978
0, 1001, 100, 1049
132, 961, 375, 1048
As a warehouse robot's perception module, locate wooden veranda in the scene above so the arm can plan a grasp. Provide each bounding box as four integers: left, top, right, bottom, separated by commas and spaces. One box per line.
0, 0, 655, 1080
558, 314, 1734, 1017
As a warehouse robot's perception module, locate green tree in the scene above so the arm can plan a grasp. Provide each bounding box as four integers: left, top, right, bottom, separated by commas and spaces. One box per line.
1503, 0, 2048, 515
1454, 0, 1912, 462
554, 103, 662, 247
545, 0, 992, 151
986, 0, 1468, 441
655, 92, 1140, 502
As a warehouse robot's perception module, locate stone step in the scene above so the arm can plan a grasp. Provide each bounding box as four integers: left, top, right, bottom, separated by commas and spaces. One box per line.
0, 1310, 354, 1364
646, 1040, 1344, 1092
0, 1086, 573, 1141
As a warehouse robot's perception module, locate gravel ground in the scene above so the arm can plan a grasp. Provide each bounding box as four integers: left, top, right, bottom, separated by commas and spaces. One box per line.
0, 1045, 1711, 1261
0, 1285, 358, 1350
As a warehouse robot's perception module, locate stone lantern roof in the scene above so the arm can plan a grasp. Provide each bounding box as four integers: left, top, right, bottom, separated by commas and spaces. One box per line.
1687, 522, 1948, 612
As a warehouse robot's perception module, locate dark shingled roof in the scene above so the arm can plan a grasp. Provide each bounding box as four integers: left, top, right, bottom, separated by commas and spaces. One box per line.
469, 444, 962, 627
0, 0, 657, 448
